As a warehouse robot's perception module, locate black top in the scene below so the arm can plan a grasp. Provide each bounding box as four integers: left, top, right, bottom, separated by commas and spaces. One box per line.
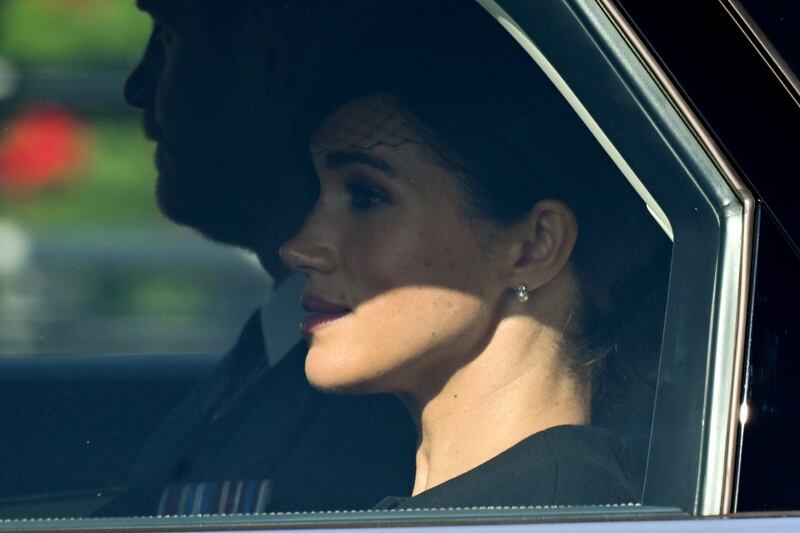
375, 425, 638, 510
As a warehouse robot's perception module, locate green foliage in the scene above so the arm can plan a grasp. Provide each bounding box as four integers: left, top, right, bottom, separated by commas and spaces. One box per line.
0, 118, 166, 228
0, 0, 150, 65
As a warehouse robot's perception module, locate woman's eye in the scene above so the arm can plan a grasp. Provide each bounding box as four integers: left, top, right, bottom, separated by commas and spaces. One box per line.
345, 180, 389, 211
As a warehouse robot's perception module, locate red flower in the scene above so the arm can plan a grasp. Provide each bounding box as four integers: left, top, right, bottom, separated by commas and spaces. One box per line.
0, 105, 90, 196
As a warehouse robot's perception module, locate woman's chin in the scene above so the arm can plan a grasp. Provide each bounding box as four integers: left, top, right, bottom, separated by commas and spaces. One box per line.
304, 347, 384, 395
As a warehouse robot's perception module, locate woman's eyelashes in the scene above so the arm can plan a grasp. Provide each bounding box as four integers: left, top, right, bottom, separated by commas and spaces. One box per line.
345, 178, 391, 212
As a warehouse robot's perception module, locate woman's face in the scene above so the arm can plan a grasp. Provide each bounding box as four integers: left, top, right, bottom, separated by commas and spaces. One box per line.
280, 94, 510, 397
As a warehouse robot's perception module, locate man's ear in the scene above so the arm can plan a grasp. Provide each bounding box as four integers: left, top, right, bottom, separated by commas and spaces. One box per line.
508, 200, 578, 290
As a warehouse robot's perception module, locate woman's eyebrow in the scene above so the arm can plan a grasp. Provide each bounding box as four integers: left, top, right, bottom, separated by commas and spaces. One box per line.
324, 150, 398, 178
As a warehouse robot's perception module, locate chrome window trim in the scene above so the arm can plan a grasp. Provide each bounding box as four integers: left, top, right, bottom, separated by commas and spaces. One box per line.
0, 505, 684, 532
722, 0, 800, 110
10, 510, 800, 532
594, 1, 754, 515
477, 1, 674, 242
478, 0, 754, 516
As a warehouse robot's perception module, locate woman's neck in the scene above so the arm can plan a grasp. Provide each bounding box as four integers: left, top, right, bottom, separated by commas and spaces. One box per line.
406, 317, 590, 496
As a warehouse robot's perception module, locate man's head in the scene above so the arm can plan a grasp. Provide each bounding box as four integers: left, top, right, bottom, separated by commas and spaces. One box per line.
125, 0, 405, 278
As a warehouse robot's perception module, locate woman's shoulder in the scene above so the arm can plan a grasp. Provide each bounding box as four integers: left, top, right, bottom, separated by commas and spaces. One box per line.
375, 425, 638, 510
536, 425, 639, 505
470, 424, 639, 507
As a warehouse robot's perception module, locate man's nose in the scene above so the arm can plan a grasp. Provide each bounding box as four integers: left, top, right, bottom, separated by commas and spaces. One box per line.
279, 214, 338, 275
124, 32, 161, 109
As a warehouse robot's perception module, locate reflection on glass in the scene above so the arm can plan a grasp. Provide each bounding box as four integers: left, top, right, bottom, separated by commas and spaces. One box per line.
0, 1, 270, 356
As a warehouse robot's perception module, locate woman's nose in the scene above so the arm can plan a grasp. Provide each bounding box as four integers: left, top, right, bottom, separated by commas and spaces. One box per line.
279, 217, 338, 275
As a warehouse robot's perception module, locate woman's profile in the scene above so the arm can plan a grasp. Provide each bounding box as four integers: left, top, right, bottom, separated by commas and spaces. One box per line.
280, 2, 669, 509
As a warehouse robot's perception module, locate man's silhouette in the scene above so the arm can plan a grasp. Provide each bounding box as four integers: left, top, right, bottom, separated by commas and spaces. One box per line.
100, 0, 416, 515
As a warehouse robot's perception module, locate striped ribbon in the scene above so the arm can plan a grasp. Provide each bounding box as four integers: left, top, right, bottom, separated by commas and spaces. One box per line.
157, 479, 273, 515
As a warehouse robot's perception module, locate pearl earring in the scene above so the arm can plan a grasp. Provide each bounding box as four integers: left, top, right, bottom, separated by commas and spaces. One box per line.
516, 283, 529, 303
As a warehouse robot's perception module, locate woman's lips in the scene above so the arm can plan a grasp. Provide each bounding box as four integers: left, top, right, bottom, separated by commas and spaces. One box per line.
300, 294, 351, 334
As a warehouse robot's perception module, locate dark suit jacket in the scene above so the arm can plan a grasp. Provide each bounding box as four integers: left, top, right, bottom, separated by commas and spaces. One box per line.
99, 311, 416, 516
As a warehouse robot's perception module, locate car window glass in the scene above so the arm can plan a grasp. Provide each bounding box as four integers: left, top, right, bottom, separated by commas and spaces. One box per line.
0, 2, 271, 358
0, 0, 746, 527
0, 0, 270, 518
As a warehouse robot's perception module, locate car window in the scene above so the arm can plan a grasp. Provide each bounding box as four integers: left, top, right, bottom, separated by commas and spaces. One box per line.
0, 0, 273, 520
735, 0, 800, 89
0, 0, 749, 528
0, 1, 272, 357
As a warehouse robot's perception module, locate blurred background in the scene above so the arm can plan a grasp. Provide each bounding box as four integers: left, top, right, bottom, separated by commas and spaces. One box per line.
0, 0, 272, 356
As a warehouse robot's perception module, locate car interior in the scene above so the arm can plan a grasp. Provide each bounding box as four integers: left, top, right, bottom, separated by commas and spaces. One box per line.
0, 0, 756, 527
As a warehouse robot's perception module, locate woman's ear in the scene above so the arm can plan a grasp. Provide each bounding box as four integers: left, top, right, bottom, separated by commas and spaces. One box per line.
509, 200, 578, 290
